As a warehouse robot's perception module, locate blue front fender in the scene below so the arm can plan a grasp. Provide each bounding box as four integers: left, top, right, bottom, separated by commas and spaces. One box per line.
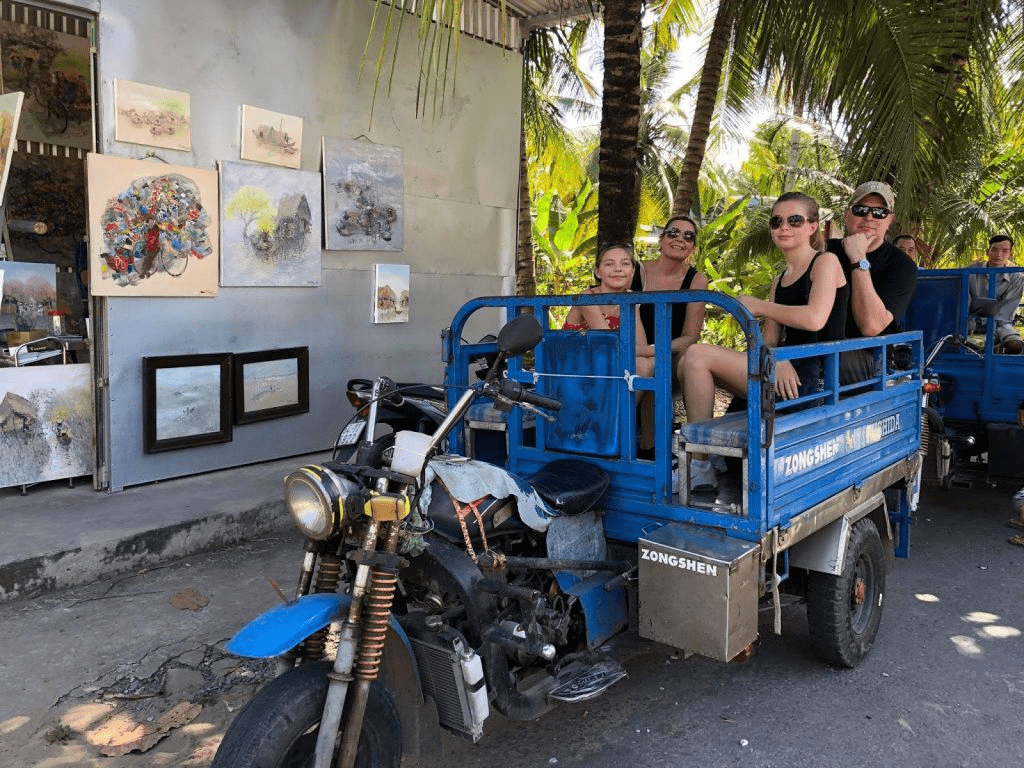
227, 593, 349, 658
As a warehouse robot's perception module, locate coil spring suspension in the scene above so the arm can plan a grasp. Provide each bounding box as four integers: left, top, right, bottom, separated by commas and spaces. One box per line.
919, 413, 930, 457
354, 567, 398, 681
299, 552, 345, 662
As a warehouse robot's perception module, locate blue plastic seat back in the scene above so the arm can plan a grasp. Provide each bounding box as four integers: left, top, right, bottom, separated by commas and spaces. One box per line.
904, 272, 964, 349
539, 331, 622, 457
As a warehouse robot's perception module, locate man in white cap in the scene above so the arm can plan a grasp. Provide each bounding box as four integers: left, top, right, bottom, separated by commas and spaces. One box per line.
827, 181, 919, 382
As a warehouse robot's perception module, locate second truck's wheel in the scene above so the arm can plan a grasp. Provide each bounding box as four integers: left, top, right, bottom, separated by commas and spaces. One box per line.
806, 517, 886, 668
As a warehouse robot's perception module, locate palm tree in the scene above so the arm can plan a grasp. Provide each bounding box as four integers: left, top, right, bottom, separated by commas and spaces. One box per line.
670, 0, 1008, 225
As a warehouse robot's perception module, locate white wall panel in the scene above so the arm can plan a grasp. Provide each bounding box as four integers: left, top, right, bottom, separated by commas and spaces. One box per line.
94, 0, 522, 489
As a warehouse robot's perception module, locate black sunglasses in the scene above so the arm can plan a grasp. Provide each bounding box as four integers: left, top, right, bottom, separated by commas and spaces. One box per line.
663, 227, 697, 242
850, 204, 891, 220
768, 214, 810, 230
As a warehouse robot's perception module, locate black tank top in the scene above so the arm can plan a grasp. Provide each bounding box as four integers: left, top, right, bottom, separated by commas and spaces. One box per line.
774, 252, 849, 346
631, 264, 697, 343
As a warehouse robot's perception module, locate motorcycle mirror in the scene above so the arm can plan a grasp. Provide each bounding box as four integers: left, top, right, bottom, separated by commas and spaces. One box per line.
497, 314, 543, 356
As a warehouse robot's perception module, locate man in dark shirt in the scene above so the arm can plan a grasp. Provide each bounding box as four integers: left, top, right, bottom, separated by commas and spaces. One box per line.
826, 181, 918, 382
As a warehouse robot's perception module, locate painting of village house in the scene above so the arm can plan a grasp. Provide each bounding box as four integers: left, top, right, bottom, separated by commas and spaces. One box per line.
113, 79, 192, 151
219, 160, 321, 286
240, 105, 302, 169
87, 153, 219, 298
0, 261, 57, 338
373, 263, 409, 324
322, 137, 403, 251
0, 364, 94, 490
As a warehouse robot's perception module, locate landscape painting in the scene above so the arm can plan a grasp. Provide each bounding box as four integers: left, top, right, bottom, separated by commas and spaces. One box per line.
143, 354, 232, 453
87, 153, 219, 297
219, 160, 321, 286
0, 90, 24, 203
0, 261, 56, 336
373, 263, 409, 324
0, 21, 92, 149
114, 80, 191, 151
240, 105, 302, 169
0, 364, 94, 490
233, 347, 309, 424
322, 137, 403, 251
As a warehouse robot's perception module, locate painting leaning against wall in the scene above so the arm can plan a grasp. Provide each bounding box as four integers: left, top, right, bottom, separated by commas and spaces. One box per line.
0, 261, 56, 335
0, 364, 94, 489
322, 137, 403, 252
219, 160, 322, 287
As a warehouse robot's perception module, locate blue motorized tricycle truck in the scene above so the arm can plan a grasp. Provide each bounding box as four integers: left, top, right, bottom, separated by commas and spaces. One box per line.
905, 266, 1024, 488
213, 291, 923, 768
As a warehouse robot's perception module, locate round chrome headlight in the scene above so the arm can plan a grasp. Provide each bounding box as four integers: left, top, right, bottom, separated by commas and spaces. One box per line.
283, 465, 354, 539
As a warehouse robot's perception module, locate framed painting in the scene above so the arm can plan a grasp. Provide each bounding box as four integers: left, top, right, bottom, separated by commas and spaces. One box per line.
143, 353, 232, 453
219, 160, 322, 286
373, 263, 409, 323
233, 347, 309, 424
114, 80, 192, 151
322, 136, 403, 251
87, 153, 219, 297
240, 105, 302, 169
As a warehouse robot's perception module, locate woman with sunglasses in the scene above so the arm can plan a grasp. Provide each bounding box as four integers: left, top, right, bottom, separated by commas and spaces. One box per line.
563, 243, 655, 377
680, 192, 849, 492
630, 216, 709, 453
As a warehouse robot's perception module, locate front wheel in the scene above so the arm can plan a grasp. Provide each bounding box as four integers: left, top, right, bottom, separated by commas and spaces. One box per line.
212, 661, 401, 768
806, 517, 885, 668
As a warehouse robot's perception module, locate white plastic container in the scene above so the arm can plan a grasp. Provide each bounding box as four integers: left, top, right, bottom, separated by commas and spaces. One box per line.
390, 430, 433, 476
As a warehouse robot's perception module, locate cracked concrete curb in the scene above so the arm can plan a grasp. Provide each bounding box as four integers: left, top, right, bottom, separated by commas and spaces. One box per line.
0, 500, 291, 602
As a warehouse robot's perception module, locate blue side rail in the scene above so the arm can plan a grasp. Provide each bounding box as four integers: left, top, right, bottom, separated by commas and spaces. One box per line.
443, 291, 922, 555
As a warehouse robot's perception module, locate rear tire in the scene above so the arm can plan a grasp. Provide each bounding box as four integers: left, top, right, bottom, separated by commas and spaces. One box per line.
212, 661, 401, 768
806, 517, 885, 668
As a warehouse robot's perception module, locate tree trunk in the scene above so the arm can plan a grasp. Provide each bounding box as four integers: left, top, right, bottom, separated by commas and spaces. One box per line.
515, 123, 536, 296
597, 0, 643, 247
672, 0, 733, 218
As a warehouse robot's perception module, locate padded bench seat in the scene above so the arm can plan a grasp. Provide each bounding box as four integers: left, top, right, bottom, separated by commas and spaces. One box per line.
676, 412, 749, 452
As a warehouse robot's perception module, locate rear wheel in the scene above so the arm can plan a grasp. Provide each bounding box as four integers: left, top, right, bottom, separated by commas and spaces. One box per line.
806, 517, 885, 668
212, 661, 401, 768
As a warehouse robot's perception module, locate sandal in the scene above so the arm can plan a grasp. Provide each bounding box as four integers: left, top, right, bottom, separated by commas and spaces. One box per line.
1009, 534, 1024, 547
1007, 519, 1024, 531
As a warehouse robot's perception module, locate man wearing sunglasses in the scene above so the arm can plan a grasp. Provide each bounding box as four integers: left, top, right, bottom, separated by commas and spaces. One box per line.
827, 181, 918, 382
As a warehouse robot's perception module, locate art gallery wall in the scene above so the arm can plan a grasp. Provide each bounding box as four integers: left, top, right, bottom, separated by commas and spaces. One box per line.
89, 0, 521, 490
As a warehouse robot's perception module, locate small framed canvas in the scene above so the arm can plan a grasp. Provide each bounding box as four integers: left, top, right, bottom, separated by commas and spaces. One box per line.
143, 354, 232, 452
233, 347, 310, 424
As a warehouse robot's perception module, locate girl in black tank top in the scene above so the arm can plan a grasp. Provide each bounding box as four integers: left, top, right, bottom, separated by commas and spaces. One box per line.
679, 192, 848, 492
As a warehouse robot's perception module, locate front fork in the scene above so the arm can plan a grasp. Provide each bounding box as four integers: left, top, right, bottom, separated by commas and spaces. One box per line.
313, 517, 403, 768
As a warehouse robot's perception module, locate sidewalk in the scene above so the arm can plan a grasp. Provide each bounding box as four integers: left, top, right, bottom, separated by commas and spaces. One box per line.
0, 451, 331, 602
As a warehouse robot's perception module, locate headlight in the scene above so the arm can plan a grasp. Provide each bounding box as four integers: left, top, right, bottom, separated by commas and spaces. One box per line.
284, 465, 355, 539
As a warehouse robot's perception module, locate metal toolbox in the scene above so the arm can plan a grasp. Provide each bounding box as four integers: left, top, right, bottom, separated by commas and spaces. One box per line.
638, 523, 759, 662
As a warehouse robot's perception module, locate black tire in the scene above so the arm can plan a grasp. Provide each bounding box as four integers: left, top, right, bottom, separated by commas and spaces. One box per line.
806, 517, 886, 668
212, 661, 401, 768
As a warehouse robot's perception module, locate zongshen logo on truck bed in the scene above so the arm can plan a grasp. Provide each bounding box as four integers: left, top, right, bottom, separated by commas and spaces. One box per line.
774, 415, 901, 479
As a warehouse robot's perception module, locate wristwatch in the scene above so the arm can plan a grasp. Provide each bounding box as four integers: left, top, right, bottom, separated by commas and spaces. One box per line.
856, 259, 871, 271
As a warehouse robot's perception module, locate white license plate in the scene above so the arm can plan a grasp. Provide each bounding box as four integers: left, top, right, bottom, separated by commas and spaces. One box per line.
336, 419, 367, 447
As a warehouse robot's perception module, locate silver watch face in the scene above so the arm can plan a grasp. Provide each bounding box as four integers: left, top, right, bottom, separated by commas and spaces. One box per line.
857, 259, 871, 270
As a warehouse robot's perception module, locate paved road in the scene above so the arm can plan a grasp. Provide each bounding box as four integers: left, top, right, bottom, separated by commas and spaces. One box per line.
1, 483, 1022, 767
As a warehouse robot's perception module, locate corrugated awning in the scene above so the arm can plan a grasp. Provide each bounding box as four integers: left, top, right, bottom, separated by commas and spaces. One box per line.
382, 0, 599, 50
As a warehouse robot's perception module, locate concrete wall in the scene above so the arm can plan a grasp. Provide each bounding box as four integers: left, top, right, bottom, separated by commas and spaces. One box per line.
88, 0, 521, 489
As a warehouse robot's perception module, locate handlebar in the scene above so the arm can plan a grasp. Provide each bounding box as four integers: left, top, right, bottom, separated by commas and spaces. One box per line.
495, 378, 562, 411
